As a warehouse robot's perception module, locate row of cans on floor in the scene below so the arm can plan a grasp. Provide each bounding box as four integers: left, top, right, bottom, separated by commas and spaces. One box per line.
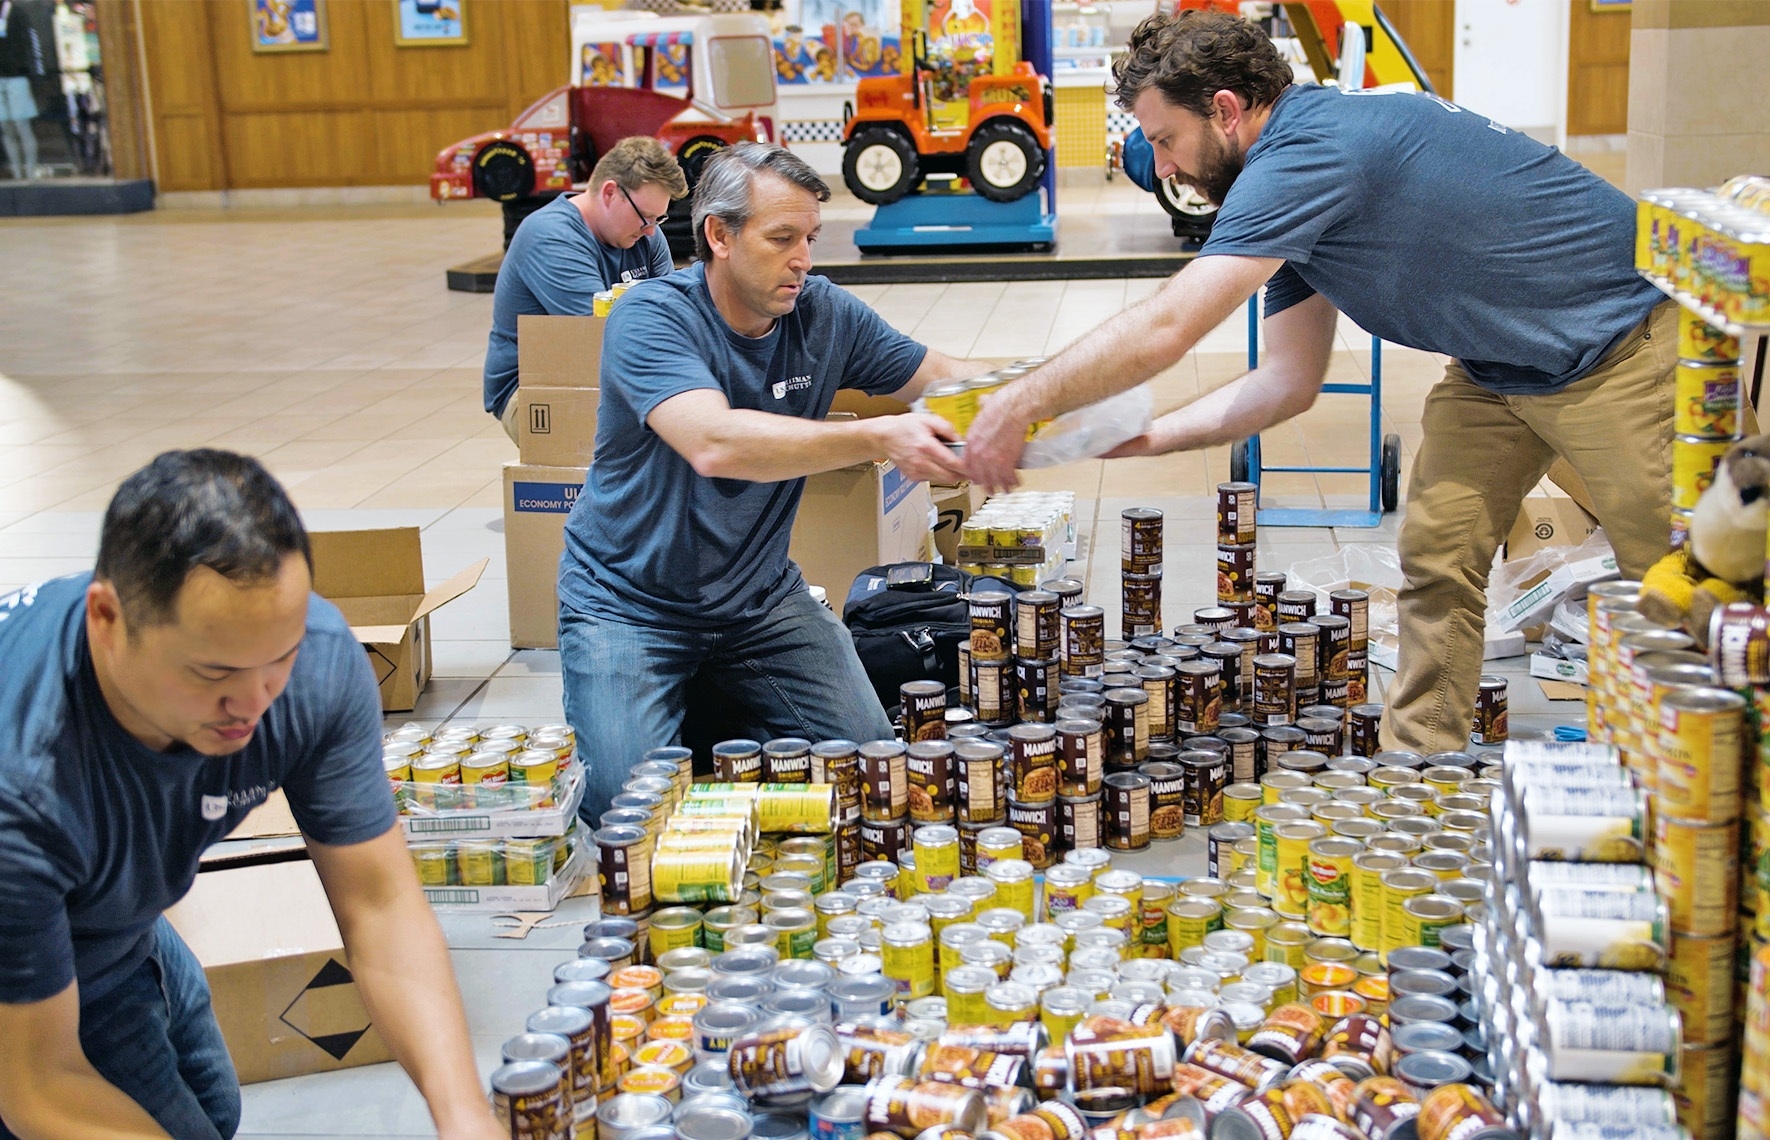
1481, 741, 1720, 1140
954, 491, 1077, 587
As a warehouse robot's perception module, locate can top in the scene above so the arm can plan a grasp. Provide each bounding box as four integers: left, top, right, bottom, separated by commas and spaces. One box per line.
1393, 1049, 1473, 1087
490, 1059, 561, 1097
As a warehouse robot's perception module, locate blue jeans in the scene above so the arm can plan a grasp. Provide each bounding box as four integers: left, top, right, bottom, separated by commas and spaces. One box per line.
561, 586, 895, 826
0, 919, 242, 1139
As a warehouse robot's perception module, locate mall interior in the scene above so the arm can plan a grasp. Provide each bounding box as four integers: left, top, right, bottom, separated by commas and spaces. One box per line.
1, 1, 1769, 1138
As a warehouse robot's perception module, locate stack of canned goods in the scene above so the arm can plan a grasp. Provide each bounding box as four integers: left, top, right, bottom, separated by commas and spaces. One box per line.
1200, 746, 1497, 969
382, 722, 582, 891
1123, 507, 1165, 641
955, 492, 1078, 587
1637, 178, 1770, 330
1667, 307, 1746, 549
919, 358, 1058, 456
1479, 740, 1706, 1140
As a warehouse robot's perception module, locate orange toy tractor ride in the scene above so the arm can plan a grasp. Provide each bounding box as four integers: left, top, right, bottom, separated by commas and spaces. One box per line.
840, 36, 1053, 206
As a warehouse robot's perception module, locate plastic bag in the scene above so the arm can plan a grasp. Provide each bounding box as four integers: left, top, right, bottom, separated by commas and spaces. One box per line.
1019, 384, 1154, 469
1284, 545, 1403, 648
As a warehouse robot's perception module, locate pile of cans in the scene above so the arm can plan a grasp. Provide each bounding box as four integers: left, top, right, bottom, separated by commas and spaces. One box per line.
956, 492, 1079, 587
380, 722, 582, 891
1637, 180, 1770, 329
918, 357, 1052, 444
1666, 307, 1747, 550
1480, 740, 1709, 1140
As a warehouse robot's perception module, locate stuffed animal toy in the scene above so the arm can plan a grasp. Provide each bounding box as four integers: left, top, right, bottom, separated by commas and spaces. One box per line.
1639, 434, 1770, 645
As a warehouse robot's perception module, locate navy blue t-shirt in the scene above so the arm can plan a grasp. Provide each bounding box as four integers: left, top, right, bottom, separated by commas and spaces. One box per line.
0, 575, 396, 1005
483, 194, 674, 417
557, 263, 927, 628
1202, 85, 1662, 394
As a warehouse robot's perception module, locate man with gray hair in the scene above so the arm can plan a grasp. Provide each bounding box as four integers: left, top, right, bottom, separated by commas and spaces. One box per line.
555, 141, 983, 823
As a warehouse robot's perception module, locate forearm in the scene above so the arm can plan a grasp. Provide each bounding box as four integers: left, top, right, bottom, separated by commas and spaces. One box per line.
341, 894, 489, 1133
1144, 363, 1318, 454
5, 1067, 170, 1140
692, 410, 890, 482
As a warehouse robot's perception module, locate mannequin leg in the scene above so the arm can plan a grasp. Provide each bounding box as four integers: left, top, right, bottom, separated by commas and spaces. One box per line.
0, 119, 22, 180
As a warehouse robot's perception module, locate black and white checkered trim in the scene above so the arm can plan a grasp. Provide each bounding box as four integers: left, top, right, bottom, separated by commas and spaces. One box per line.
783, 120, 847, 143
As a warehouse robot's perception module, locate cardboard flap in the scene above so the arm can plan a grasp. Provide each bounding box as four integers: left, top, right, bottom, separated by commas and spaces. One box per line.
413, 558, 488, 623
350, 623, 415, 646
309, 529, 424, 599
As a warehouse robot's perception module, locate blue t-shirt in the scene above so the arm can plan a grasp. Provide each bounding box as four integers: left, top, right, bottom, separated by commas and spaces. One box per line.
557, 263, 928, 628
0, 575, 396, 1005
483, 194, 675, 417
1201, 85, 1662, 394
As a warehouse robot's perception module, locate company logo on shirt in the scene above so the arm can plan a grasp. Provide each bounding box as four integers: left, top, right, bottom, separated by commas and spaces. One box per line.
772, 375, 813, 400
201, 784, 273, 821
201, 795, 228, 821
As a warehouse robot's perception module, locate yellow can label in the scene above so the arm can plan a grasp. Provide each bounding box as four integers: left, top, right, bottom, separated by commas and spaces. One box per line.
1679, 305, 1742, 363
1045, 879, 1093, 916
1673, 437, 1732, 511
915, 841, 960, 894
1675, 362, 1742, 438
947, 987, 989, 1027
1668, 932, 1736, 1047
1381, 875, 1434, 956
1654, 816, 1739, 936
651, 851, 738, 905
882, 938, 935, 999
1224, 789, 1261, 823
1305, 851, 1353, 939
995, 876, 1035, 923
1657, 699, 1743, 823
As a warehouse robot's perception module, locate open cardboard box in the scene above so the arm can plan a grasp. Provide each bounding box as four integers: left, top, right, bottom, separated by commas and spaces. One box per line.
1505, 459, 1601, 561
165, 860, 395, 1084
503, 462, 587, 651
310, 529, 487, 712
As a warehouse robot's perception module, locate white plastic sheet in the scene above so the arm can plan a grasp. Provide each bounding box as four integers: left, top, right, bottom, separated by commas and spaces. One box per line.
1019, 384, 1155, 469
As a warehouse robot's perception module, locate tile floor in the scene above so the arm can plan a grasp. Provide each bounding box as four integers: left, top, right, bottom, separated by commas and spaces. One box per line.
0, 180, 1586, 1136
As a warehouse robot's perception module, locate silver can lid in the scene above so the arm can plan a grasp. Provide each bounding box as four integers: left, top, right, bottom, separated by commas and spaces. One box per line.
490, 1060, 562, 1097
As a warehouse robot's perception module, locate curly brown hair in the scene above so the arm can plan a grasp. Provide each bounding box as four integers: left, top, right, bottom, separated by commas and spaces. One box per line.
1111, 10, 1293, 116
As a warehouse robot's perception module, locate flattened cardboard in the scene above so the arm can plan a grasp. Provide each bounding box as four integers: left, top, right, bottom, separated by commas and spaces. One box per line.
503, 462, 588, 650
309, 528, 487, 712
165, 861, 394, 1084
518, 314, 604, 389
791, 461, 934, 616
518, 386, 600, 467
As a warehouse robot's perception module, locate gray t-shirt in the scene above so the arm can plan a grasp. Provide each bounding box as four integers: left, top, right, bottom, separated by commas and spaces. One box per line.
482, 194, 674, 417
557, 263, 927, 628
1202, 84, 1661, 394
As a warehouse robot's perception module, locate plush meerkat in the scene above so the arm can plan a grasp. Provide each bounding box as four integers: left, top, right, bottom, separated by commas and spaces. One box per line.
1640, 433, 1770, 645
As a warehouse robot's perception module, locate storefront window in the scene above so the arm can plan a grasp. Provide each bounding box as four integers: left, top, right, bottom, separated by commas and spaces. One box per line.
0, 0, 110, 182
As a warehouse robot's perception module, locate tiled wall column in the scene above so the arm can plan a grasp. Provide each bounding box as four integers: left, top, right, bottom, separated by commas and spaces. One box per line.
1625, 0, 1770, 195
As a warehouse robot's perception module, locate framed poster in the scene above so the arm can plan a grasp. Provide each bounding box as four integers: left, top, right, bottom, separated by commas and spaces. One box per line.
250, 0, 327, 52
394, 0, 467, 46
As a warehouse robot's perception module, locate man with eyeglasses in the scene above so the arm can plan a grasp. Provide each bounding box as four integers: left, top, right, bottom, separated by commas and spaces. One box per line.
483, 136, 688, 442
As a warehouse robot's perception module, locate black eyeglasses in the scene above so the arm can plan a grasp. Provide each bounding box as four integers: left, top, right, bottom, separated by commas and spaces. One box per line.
619, 184, 670, 230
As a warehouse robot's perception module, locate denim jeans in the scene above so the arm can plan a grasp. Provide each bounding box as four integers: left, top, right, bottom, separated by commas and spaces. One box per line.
561, 585, 896, 826
0, 918, 241, 1139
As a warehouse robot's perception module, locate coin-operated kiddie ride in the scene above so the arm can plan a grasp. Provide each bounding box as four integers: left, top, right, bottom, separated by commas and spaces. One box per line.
839, 0, 1057, 251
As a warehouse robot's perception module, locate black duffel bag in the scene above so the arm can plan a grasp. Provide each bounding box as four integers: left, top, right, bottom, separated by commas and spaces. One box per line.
842, 562, 1019, 713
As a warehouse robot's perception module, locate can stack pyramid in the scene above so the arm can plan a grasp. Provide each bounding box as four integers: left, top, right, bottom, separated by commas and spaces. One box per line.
1669, 308, 1746, 553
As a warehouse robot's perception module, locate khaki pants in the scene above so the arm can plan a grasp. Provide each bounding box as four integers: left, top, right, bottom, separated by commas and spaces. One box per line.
500, 398, 520, 444
1381, 300, 1689, 754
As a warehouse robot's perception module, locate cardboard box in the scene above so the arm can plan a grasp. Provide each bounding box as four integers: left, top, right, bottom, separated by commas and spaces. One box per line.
1507, 486, 1601, 561
791, 461, 934, 615
517, 314, 604, 389
165, 861, 395, 1084
309, 529, 487, 712
504, 462, 587, 650
931, 482, 986, 565
518, 386, 600, 467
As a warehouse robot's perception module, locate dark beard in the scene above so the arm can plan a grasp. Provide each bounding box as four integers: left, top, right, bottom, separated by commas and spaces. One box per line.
1189, 130, 1244, 207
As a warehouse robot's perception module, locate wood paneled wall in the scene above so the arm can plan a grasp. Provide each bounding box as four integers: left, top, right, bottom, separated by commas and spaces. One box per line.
1567, 0, 1630, 136
1381, 0, 1454, 101
138, 0, 569, 191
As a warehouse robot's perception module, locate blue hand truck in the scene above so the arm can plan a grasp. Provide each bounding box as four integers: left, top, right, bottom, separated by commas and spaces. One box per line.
1228, 296, 1402, 528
